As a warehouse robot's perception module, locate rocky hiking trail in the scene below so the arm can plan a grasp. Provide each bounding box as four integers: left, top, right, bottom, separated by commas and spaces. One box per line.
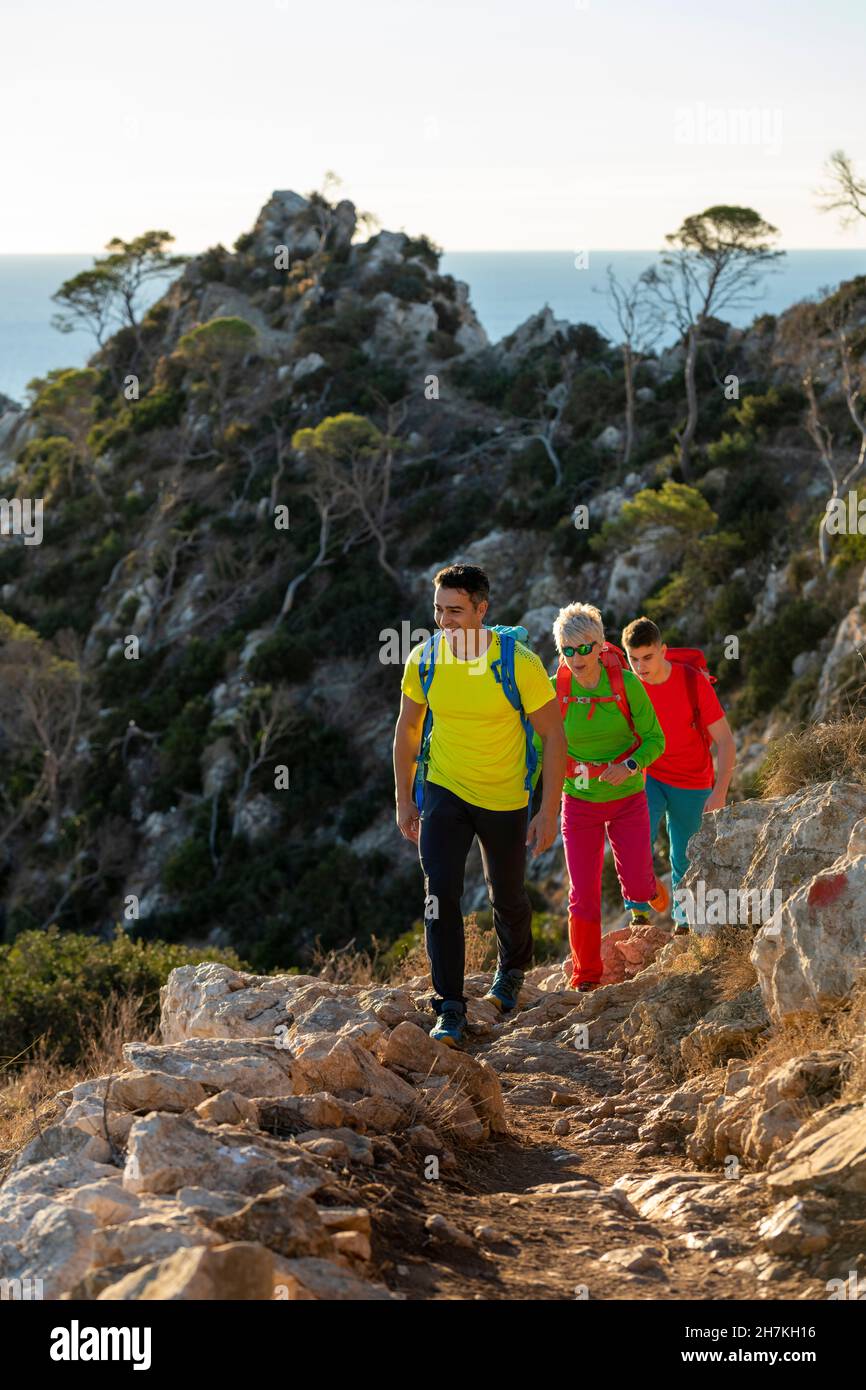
2, 930, 861, 1302
4, 777, 866, 1302
361, 979, 850, 1303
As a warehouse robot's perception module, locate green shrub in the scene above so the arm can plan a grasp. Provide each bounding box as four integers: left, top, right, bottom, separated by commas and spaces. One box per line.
403, 234, 441, 269
0, 546, 26, 584
0, 926, 246, 1069
362, 262, 431, 303
162, 837, 213, 894
738, 598, 836, 720
705, 429, 753, 467
129, 387, 185, 434
828, 486, 866, 572
732, 385, 805, 434
247, 630, 315, 684
151, 696, 214, 807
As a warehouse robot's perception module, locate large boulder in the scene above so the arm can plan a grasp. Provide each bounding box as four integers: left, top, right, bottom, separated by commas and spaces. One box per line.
752, 815, 866, 1021
682, 782, 866, 1021
683, 781, 866, 908
160, 963, 323, 1044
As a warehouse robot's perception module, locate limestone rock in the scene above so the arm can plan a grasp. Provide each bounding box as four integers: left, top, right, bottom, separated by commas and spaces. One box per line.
122, 1113, 328, 1198
756, 1195, 832, 1254
378, 1022, 507, 1133
425, 1213, 474, 1247
752, 814, 866, 1021
765, 1103, 866, 1196
813, 562, 866, 718
688, 1049, 847, 1169
159, 962, 301, 1044
122, 1038, 295, 1099
255, 1092, 353, 1133
209, 1188, 332, 1258
273, 1255, 399, 1300
601, 923, 671, 985
195, 1090, 258, 1126
0, 1203, 100, 1299
680, 986, 769, 1072
618, 966, 719, 1073
98, 1241, 274, 1300
292, 1035, 418, 1113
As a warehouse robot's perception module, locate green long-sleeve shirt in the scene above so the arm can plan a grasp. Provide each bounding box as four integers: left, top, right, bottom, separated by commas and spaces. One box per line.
533, 666, 665, 802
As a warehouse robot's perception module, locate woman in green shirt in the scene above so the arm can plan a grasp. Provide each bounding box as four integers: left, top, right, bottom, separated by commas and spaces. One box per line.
547, 602, 666, 990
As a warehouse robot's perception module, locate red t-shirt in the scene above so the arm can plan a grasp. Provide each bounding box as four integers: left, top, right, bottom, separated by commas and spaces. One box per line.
641, 662, 725, 789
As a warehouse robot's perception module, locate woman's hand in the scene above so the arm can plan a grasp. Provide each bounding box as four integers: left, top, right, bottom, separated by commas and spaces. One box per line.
598, 762, 632, 786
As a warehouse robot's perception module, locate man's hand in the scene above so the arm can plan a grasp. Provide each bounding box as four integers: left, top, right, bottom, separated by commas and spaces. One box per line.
598, 762, 631, 786
526, 807, 559, 858
396, 801, 421, 843
704, 789, 727, 813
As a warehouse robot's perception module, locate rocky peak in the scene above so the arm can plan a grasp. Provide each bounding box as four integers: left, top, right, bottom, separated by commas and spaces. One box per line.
251, 189, 357, 258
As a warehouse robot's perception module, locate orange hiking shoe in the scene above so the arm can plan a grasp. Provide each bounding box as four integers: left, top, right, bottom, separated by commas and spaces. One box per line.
649, 875, 670, 914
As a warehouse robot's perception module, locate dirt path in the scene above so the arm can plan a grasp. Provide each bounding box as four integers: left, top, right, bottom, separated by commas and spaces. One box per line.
361, 1025, 838, 1301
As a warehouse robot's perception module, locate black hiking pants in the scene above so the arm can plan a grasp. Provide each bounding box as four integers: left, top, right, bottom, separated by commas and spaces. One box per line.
418, 780, 534, 1009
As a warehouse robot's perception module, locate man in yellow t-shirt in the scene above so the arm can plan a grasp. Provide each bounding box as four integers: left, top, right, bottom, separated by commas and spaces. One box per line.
393, 563, 567, 1047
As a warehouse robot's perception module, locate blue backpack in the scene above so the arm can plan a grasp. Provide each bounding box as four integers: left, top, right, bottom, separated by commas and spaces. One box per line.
412, 624, 541, 812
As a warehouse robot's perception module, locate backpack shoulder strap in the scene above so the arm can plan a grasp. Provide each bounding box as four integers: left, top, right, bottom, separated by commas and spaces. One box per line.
491, 633, 538, 793
681, 663, 712, 747
555, 662, 573, 719
491, 631, 518, 707
418, 631, 442, 699
606, 660, 638, 740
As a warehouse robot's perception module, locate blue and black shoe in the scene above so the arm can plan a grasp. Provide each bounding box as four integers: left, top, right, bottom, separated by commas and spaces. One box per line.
429, 1000, 467, 1048
483, 967, 525, 1016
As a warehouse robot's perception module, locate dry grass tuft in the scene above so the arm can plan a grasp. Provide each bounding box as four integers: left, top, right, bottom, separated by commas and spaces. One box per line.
735, 972, 866, 1103
388, 912, 498, 984
310, 938, 379, 987
660, 923, 758, 1001
757, 717, 866, 798
0, 992, 158, 1178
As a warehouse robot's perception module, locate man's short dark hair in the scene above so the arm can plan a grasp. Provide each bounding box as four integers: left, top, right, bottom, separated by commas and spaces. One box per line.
622, 616, 662, 649
433, 564, 490, 607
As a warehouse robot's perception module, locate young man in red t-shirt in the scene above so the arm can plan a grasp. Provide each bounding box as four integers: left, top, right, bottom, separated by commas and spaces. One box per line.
621, 616, 736, 933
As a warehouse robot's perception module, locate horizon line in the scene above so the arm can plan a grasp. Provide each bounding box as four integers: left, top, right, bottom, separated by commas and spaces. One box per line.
0, 244, 863, 257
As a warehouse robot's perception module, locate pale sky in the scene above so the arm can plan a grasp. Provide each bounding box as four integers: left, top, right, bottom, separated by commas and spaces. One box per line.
3, 0, 865, 253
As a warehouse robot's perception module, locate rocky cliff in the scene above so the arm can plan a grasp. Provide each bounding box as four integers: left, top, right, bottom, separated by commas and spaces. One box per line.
0, 188, 865, 967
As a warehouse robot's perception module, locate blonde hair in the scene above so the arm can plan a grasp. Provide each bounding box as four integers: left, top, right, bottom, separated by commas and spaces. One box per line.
553, 601, 605, 651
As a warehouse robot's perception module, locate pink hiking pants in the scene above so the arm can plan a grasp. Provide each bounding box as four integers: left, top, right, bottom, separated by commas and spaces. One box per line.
561, 789, 656, 986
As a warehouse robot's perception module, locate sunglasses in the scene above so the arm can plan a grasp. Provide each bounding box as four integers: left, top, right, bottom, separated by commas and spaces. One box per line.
562, 642, 596, 657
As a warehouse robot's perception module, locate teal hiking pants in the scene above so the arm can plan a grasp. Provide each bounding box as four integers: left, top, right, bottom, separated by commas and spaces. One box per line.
625, 774, 713, 922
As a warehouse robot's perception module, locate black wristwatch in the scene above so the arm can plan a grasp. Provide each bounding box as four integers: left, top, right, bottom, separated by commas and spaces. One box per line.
624, 758, 639, 772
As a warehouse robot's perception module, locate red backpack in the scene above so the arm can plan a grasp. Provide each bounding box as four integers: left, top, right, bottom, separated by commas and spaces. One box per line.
556, 642, 642, 777
664, 647, 718, 751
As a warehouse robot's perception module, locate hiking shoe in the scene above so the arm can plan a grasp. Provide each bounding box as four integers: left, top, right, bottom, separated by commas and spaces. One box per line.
629, 909, 651, 926
649, 876, 670, 914
429, 1001, 467, 1048
578, 981, 600, 993
483, 967, 525, 1015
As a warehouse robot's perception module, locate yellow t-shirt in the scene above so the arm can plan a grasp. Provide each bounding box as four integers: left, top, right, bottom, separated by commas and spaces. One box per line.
401, 631, 555, 811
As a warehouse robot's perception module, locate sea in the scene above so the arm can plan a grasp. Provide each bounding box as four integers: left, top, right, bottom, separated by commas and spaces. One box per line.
1, 249, 864, 406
